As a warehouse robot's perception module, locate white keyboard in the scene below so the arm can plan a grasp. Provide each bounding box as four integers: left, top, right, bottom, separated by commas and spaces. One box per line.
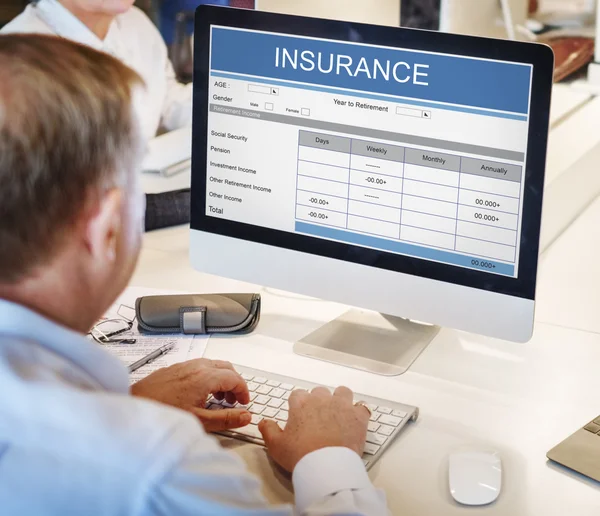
207, 364, 419, 470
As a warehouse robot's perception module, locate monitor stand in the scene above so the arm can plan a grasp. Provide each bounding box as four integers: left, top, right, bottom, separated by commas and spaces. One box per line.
293, 309, 440, 376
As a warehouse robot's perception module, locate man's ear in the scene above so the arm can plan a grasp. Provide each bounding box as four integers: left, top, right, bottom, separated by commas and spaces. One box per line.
84, 189, 123, 264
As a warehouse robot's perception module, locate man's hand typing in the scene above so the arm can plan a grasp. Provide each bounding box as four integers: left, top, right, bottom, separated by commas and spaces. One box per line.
131, 359, 251, 432
258, 385, 370, 472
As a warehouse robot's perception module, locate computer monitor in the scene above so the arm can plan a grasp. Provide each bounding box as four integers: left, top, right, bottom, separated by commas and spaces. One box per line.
190, 6, 553, 375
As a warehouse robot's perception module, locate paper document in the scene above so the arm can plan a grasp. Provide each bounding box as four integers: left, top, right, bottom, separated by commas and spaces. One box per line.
97, 286, 209, 383
142, 126, 192, 176
102, 334, 191, 384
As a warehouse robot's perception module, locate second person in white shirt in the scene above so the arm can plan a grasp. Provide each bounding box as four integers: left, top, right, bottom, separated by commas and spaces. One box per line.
2, 0, 193, 143
2, 0, 195, 231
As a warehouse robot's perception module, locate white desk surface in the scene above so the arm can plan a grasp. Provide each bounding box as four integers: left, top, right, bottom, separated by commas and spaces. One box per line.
545, 94, 600, 186
549, 83, 591, 130
132, 211, 600, 514
536, 195, 600, 335
132, 83, 600, 514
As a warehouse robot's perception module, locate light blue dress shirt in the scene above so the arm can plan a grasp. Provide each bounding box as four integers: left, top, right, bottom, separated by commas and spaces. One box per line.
0, 299, 388, 515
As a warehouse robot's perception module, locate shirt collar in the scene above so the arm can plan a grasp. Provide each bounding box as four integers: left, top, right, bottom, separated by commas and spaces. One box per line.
0, 298, 129, 394
35, 0, 114, 51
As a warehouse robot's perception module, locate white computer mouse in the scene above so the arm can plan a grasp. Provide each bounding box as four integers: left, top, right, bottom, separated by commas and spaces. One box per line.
448, 450, 502, 506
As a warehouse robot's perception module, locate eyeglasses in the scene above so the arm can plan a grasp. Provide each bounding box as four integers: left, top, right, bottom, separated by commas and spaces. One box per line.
89, 305, 137, 345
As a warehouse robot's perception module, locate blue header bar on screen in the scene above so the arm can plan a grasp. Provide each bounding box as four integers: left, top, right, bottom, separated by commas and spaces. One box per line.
210, 27, 532, 115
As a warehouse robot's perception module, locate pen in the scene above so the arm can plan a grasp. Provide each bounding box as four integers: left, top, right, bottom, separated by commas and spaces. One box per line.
128, 342, 175, 373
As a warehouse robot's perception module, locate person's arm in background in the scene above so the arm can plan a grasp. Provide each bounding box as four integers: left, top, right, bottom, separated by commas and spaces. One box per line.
132, 360, 389, 515
159, 0, 229, 131
161, 49, 193, 130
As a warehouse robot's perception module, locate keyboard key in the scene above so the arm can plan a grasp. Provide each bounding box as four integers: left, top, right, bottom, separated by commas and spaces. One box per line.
367, 404, 378, 413
241, 373, 254, 381
378, 415, 401, 427
276, 410, 288, 421
209, 404, 224, 410
367, 431, 387, 446
267, 380, 280, 387
249, 393, 257, 402
584, 422, 600, 434
377, 407, 392, 415
251, 414, 263, 425
392, 410, 407, 418
247, 382, 259, 392
369, 412, 380, 422
270, 388, 285, 398
262, 407, 279, 418
283, 391, 292, 400
249, 405, 264, 415
377, 424, 395, 437
222, 401, 237, 408
362, 459, 370, 467
254, 395, 270, 405
277, 421, 287, 430
234, 424, 263, 439
280, 383, 294, 391
593, 416, 600, 426
368, 422, 380, 433
363, 442, 380, 455
254, 377, 267, 384
267, 398, 284, 409
257, 385, 272, 395
281, 401, 289, 411
209, 397, 222, 405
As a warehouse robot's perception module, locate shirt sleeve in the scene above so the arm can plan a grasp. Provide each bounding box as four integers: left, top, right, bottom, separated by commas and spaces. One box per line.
126, 6, 193, 134
293, 447, 389, 516
148, 431, 389, 516
160, 54, 193, 131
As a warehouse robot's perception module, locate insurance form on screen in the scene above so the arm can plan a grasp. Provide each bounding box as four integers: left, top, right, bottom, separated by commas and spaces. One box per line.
204, 26, 532, 278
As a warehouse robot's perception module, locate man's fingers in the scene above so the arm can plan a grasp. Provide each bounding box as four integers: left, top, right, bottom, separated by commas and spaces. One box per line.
209, 360, 235, 371
194, 408, 251, 433
210, 369, 250, 405
354, 403, 371, 421
310, 386, 330, 398
333, 385, 354, 402
288, 389, 308, 410
224, 391, 238, 405
258, 418, 283, 447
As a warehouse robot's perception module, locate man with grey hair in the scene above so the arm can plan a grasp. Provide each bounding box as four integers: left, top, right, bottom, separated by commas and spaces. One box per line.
0, 34, 388, 515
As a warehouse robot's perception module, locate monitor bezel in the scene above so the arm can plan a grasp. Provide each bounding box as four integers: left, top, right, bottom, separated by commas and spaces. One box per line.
191, 5, 554, 301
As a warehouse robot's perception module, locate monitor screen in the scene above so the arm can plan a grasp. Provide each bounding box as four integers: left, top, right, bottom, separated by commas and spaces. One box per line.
192, 9, 551, 302
205, 27, 530, 279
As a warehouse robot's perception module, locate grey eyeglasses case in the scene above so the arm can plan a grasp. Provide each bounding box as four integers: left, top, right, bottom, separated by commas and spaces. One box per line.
135, 293, 261, 335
